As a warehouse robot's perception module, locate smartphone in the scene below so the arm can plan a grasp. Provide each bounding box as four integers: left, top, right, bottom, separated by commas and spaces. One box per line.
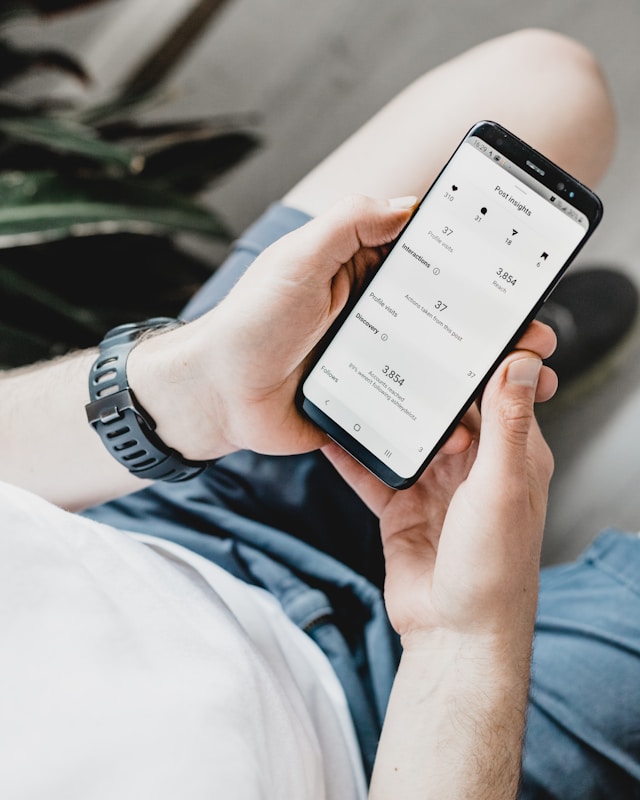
300, 120, 603, 489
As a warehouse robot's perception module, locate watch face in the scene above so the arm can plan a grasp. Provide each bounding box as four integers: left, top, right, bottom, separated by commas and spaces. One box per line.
106, 317, 178, 344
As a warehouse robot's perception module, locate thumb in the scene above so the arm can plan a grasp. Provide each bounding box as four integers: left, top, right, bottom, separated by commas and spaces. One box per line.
276, 194, 416, 281
477, 354, 543, 470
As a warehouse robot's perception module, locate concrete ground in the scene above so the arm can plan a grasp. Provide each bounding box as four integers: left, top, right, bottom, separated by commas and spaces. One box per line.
21, 0, 640, 564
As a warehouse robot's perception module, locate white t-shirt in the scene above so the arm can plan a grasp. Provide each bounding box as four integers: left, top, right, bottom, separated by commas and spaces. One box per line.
0, 481, 366, 800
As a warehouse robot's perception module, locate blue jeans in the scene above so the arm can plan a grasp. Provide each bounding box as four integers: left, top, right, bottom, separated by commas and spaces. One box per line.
523, 530, 640, 798
83, 204, 640, 797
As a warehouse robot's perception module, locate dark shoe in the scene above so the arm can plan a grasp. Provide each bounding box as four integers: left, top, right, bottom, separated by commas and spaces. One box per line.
536, 267, 639, 386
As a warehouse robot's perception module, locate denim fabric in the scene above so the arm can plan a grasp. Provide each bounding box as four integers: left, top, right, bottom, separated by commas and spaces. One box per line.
521, 530, 640, 799
83, 203, 640, 795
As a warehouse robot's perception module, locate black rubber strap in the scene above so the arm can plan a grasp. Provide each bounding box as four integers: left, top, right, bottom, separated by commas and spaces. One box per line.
86, 318, 208, 482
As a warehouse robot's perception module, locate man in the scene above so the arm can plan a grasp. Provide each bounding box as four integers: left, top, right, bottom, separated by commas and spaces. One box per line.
1, 29, 638, 799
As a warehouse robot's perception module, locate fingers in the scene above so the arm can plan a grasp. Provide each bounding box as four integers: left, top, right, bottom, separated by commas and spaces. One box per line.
438, 421, 476, 455
516, 318, 557, 359
272, 194, 414, 281
536, 364, 558, 402
478, 352, 554, 485
440, 336, 557, 458
322, 442, 394, 516
515, 319, 558, 401
485, 354, 540, 454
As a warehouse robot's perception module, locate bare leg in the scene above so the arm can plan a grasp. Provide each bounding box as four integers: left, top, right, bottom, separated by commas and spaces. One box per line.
284, 28, 616, 217
85, 29, 617, 591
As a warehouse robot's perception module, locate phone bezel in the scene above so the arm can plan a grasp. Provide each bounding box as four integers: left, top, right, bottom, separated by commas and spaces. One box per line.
299, 120, 603, 489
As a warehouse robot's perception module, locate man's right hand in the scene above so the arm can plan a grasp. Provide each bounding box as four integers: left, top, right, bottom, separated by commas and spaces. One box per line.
327, 348, 554, 800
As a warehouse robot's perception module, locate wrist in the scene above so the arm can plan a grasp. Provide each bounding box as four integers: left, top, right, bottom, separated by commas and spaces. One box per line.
400, 625, 534, 697
125, 318, 231, 463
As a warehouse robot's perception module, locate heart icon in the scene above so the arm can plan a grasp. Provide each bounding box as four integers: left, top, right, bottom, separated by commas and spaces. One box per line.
451, 185, 458, 191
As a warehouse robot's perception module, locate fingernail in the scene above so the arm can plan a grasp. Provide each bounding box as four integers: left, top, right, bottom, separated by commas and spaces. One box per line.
507, 357, 542, 387
388, 195, 418, 210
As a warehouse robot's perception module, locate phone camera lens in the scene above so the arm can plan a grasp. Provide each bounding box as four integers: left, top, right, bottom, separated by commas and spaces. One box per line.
557, 181, 565, 191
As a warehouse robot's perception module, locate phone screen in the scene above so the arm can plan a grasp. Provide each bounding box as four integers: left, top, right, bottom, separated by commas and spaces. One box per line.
301, 121, 602, 488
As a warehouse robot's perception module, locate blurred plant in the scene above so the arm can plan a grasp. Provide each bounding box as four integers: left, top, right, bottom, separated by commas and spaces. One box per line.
0, 0, 258, 366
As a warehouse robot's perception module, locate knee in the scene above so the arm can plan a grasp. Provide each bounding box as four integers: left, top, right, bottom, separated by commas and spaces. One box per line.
506, 27, 612, 111
499, 29, 617, 185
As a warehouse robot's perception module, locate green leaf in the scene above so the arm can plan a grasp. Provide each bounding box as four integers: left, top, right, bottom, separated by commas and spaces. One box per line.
0, 319, 54, 369
0, 261, 105, 333
0, 116, 141, 172
109, 125, 260, 194
96, 114, 259, 147
90, 116, 260, 192
0, 39, 89, 86
145, 131, 259, 193
0, 171, 231, 247
76, 87, 168, 128
0, 231, 216, 366
2, 231, 214, 319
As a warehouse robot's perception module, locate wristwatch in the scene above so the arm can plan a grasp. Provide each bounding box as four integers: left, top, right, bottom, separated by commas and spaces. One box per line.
85, 317, 208, 482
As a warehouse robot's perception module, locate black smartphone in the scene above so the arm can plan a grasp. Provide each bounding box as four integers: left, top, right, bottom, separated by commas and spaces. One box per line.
300, 120, 603, 489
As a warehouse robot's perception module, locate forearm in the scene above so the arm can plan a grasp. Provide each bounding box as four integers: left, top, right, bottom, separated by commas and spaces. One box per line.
0, 199, 419, 509
0, 320, 229, 511
0, 350, 145, 510
370, 629, 532, 800
357, 340, 549, 798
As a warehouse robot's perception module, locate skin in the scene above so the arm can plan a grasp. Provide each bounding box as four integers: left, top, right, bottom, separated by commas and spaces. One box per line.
0, 197, 555, 800
0, 26, 617, 799
134, 195, 558, 463
0, 196, 556, 512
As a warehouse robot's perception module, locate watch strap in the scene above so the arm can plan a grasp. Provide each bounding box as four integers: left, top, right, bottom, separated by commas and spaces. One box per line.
86, 318, 208, 482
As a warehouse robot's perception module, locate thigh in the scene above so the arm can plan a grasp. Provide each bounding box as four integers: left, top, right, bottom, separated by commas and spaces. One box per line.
86, 30, 616, 581
284, 29, 615, 217
521, 530, 640, 799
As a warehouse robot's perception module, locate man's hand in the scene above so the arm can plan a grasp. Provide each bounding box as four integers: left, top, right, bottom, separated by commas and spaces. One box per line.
0, 191, 556, 518
130, 195, 416, 461
325, 348, 554, 800
326, 346, 554, 642
132, 195, 557, 468
327, 347, 554, 800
